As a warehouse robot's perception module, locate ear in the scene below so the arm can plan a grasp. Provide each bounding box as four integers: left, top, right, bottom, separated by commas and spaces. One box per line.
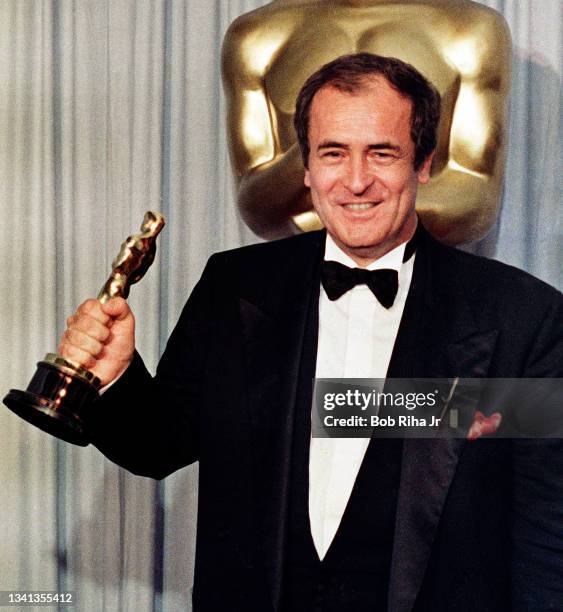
417, 152, 434, 185
304, 168, 311, 188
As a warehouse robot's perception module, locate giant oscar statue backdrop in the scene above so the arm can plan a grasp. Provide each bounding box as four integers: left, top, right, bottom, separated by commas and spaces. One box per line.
221, 0, 511, 244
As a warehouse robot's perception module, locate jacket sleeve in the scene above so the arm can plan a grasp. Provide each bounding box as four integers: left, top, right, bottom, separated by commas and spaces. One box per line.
511, 289, 563, 611
87, 254, 221, 479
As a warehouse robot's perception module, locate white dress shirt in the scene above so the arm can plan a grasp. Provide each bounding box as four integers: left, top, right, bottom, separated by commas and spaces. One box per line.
309, 233, 415, 559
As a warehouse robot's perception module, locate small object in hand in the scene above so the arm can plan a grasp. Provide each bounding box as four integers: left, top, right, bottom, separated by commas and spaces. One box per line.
3, 211, 165, 445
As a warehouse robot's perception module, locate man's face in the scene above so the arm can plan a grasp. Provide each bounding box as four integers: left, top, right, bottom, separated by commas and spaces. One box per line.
304, 77, 433, 265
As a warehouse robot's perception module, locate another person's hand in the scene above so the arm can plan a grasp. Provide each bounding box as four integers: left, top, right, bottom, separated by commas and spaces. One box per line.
58, 297, 135, 386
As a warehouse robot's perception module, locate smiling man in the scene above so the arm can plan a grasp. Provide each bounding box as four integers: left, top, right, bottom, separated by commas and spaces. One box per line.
59, 54, 563, 611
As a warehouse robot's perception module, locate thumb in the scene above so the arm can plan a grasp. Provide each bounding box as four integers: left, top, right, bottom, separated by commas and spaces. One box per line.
100, 297, 130, 320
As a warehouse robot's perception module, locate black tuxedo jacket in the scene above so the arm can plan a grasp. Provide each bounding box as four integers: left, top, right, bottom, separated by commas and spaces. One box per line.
89, 227, 563, 612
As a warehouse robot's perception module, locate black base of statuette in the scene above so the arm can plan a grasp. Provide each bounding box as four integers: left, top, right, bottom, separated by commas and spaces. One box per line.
3, 355, 101, 446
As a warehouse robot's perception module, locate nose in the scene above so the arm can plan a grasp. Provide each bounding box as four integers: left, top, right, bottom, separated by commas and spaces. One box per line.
343, 155, 374, 195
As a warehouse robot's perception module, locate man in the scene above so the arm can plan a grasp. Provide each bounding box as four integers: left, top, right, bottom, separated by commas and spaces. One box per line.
59, 54, 563, 611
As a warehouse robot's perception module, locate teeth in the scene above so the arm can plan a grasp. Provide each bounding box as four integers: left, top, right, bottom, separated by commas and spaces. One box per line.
344, 203, 374, 210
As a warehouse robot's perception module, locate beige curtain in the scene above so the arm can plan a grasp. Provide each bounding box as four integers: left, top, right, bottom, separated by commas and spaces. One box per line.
0, 1, 560, 610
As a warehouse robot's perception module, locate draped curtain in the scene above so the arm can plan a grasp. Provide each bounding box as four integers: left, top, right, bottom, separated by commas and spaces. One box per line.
0, 1, 560, 610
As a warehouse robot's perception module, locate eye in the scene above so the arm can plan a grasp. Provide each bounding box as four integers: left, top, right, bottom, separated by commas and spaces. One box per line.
322, 150, 343, 158
320, 150, 346, 163
369, 150, 397, 164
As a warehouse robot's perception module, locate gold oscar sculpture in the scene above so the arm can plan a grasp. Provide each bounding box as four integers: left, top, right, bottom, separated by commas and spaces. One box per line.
3, 211, 165, 446
222, 0, 512, 244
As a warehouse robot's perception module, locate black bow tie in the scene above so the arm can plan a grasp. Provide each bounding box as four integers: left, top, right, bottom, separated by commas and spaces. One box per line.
322, 262, 399, 307
321, 230, 419, 307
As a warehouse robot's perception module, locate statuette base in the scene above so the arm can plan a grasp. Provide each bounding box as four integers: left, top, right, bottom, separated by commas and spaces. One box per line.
4, 356, 101, 446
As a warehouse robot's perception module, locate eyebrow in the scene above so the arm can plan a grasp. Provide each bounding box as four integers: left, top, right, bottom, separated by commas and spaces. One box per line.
316, 140, 402, 153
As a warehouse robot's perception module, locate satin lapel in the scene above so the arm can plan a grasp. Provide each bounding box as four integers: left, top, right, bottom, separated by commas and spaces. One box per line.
387, 229, 499, 612
239, 231, 324, 611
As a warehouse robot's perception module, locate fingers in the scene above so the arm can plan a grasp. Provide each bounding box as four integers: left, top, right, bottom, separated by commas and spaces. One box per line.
60, 327, 106, 358
58, 342, 98, 370
58, 299, 114, 365
65, 313, 111, 343
57, 297, 135, 385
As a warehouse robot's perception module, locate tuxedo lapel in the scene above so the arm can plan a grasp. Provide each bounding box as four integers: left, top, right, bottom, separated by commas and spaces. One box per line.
239, 231, 324, 610
387, 228, 499, 612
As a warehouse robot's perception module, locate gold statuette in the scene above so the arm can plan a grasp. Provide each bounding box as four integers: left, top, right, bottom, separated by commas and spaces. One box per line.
222, 0, 511, 244
3, 211, 165, 446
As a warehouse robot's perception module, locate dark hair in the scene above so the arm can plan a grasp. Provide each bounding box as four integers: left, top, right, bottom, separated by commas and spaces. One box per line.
294, 53, 441, 170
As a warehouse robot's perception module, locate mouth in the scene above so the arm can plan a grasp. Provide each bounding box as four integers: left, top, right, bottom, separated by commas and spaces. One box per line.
340, 201, 381, 212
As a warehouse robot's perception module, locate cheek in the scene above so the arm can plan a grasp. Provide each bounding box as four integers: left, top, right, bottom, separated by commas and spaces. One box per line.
384, 173, 418, 200
307, 167, 339, 198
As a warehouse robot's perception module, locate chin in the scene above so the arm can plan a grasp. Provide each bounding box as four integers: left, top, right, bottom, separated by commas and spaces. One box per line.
344, 229, 389, 249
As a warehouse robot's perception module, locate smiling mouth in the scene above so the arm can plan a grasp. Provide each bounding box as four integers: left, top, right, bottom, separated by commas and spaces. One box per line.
342, 202, 380, 211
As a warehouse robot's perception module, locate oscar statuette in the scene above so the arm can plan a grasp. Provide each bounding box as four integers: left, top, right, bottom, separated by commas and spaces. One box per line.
3, 211, 165, 446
